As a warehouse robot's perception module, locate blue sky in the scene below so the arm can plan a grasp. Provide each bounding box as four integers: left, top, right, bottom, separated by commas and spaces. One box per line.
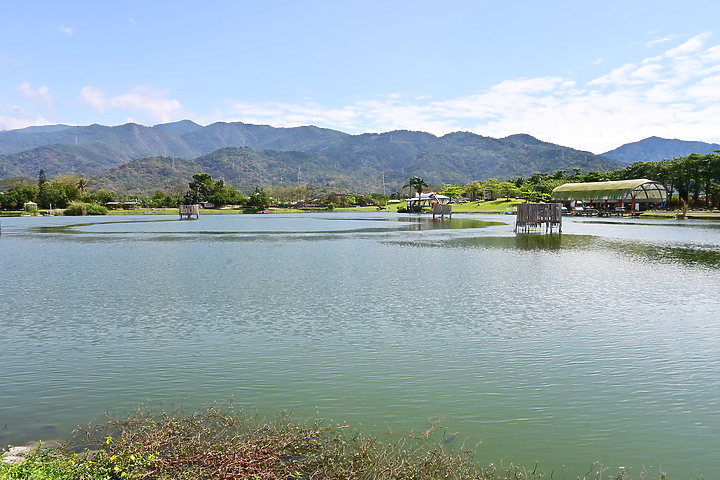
2, 1, 720, 153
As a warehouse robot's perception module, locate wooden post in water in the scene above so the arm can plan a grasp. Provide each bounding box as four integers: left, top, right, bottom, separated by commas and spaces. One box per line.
179, 204, 200, 220
514, 203, 562, 234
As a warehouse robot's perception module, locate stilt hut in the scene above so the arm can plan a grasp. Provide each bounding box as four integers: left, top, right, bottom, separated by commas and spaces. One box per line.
179, 204, 200, 219
432, 203, 452, 219
515, 203, 562, 233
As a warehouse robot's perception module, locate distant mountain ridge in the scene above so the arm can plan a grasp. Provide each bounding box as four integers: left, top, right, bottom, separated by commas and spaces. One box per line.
602, 136, 720, 163
1, 120, 713, 195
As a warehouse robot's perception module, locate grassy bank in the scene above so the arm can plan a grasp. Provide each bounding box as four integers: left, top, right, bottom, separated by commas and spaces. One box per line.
1, 407, 675, 480
8, 203, 719, 220
640, 210, 720, 220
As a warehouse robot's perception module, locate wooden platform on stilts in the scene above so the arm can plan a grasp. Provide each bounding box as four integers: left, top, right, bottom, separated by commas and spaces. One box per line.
514, 203, 562, 234
179, 204, 200, 220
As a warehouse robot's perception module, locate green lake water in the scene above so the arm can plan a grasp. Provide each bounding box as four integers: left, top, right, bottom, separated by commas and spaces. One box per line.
1, 212, 719, 478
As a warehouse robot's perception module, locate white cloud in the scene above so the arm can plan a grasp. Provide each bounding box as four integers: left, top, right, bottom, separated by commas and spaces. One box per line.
685, 74, 720, 100
645, 34, 679, 48
587, 63, 639, 86
665, 32, 710, 57
218, 33, 720, 153
3, 33, 709, 152
0, 105, 49, 130
80, 86, 105, 110
17, 82, 53, 110
80, 85, 186, 123
58, 25, 74, 36
630, 63, 664, 82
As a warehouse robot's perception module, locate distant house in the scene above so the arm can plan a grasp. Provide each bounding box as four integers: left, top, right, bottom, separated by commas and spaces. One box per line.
24, 201, 37, 212
406, 192, 450, 210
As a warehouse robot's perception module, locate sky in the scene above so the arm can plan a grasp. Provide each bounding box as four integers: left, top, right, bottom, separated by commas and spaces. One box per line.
2, 1, 720, 154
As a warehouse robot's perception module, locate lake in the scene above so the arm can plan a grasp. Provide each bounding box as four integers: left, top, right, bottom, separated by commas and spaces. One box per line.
1, 212, 719, 478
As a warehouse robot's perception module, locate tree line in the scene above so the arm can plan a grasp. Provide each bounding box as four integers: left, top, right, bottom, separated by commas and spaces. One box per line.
2, 151, 719, 212
436, 151, 720, 208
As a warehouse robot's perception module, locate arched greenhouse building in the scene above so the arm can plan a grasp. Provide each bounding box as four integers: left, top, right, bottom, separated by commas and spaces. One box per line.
551, 179, 668, 213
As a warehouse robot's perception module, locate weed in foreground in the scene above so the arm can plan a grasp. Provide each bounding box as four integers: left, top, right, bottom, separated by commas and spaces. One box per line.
1, 406, 683, 480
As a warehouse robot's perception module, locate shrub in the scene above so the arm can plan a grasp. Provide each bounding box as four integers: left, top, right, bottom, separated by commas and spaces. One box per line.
86, 203, 108, 215
64, 202, 108, 216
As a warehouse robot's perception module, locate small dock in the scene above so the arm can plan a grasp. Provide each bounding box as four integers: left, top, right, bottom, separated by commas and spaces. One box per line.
179, 204, 200, 220
515, 203, 562, 234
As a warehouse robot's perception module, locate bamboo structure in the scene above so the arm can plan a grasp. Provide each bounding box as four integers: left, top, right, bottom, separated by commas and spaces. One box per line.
179, 204, 200, 219
432, 203, 452, 219
514, 203, 562, 234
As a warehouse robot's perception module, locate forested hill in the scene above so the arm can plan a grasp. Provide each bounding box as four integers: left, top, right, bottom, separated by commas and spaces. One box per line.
602, 136, 720, 163
1, 120, 624, 194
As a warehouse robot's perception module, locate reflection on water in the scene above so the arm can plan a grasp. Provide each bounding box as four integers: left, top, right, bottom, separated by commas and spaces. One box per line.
20, 215, 503, 240
605, 240, 720, 268
1, 213, 720, 478
23, 215, 720, 268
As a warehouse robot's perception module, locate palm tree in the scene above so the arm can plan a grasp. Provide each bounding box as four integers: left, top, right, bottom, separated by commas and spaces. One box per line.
76, 178, 89, 197
403, 176, 428, 211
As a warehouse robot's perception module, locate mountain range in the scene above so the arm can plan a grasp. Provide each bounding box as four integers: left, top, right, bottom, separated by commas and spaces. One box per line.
602, 136, 720, 163
1, 120, 717, 195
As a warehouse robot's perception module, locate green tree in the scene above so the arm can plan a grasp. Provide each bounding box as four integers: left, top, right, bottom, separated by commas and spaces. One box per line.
87, 189, 118, 206
439, 184, 465, 202
402, 176, 429, 212
76, 178, 89, 198
463, 180, 483, 201
184, 173, 224, 205
268, 185, 310, 205
581, 170, 608, 183
0, 184, 38, 211
483, 178, 500, 200
38, 180, 79, 209
247, 188, 271, 210
709, 182, 720, 208
497, 181, 519, 200
209, 185, 246, 206
403, 176, 428, 198
37, 169, 48, 207
518, 185, 549, 203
